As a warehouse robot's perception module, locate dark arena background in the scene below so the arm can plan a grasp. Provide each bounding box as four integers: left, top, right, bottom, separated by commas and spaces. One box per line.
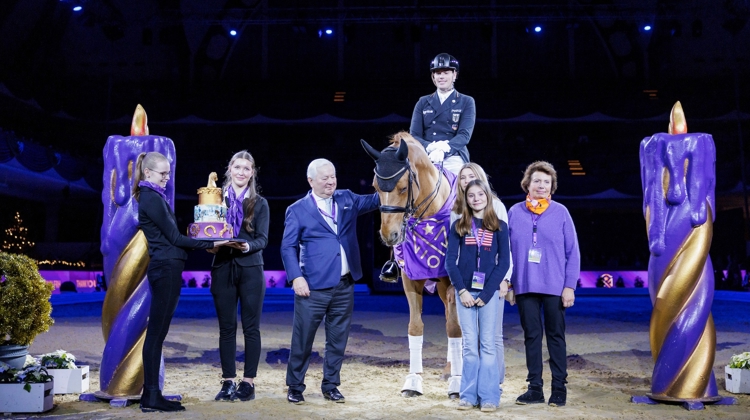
0, 1, 749, 418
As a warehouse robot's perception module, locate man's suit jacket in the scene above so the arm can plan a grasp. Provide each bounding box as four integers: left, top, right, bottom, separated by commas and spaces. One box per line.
281, 190, 379, 290
409, 89, 476, 163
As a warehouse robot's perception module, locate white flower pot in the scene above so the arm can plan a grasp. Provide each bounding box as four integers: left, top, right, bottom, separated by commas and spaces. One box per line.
0, 381, 54, 413
47, 365, 89, 394
725, 366, 750, 394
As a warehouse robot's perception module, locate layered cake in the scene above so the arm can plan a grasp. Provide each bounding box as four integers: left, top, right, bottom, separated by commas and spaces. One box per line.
187, 173, 234, 239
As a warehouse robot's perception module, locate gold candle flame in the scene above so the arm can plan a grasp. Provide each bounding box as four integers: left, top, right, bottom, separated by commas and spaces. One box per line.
130, 104, 149, 136
668, 101, 688, 135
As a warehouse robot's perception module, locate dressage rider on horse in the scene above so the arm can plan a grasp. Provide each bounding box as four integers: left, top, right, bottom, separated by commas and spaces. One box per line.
409, 53, 476, 175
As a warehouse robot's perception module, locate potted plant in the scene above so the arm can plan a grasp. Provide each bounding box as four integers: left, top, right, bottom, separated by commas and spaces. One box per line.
40, 350, 89, 394
0, 252, 54, 368
0, 356, 55, 413
725, 351, 750, 394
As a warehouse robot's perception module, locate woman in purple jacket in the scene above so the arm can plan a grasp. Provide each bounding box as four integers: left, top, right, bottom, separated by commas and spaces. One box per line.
507, 161, 580, 408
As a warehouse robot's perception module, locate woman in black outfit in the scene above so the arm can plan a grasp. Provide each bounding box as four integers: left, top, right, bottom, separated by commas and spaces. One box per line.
134, 151, 229, 412
211, 150, 269, 402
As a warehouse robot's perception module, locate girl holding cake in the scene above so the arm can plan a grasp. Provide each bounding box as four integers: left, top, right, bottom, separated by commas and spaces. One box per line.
210, 150, 270, 402
133, 151, 228, 413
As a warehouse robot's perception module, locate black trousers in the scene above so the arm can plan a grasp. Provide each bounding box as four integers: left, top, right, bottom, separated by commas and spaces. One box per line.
211, 263, 266, 378
286, 275, 354, 393
516, 292, 568, 388
143, 258, 184, 390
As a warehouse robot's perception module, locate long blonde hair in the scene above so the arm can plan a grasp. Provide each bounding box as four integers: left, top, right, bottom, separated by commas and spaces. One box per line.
455, 180, 500, 237
132, 152, 168, 201
224, 150, 260, 233
452, 162, 497, 214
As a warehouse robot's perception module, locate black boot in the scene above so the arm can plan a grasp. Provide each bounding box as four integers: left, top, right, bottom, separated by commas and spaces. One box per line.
140, 388, 186, 412
515, 384, 545, 405
548, 385, 567, 407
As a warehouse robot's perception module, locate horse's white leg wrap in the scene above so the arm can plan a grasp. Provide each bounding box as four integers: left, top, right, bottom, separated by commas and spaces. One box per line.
448, 337, 462, 376
447, 337, 462, 395
402, 372, 423, 395
403, 335, 424, 395
408, 335, 423, 374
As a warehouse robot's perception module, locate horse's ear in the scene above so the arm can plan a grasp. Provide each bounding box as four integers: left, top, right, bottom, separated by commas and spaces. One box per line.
360, 139, 381, 161
395, 137, 409, 161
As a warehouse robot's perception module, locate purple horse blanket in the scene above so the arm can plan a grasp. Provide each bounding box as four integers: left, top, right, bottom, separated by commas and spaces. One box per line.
394, 167, 457, 283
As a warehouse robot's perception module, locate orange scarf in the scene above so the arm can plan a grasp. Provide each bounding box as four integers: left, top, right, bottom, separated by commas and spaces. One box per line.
525, 195, 550, 215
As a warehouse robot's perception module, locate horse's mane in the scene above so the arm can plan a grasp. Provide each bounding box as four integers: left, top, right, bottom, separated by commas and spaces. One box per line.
387, 131, 434, 172
385, 131, 448, 217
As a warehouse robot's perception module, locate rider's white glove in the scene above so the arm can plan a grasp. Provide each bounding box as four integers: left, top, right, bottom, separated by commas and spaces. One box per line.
425, 141, 438, 153
428, 150, 445, 163
434, 140, 451, 153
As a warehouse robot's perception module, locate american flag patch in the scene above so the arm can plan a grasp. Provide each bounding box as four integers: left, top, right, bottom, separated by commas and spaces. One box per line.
465, 229, 493, 247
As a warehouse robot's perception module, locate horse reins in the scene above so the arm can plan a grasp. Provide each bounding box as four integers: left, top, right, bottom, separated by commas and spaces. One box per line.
375, 158, 445, 238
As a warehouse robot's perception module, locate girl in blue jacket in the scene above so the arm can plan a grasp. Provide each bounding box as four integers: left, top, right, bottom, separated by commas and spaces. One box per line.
446, 179, 511, 412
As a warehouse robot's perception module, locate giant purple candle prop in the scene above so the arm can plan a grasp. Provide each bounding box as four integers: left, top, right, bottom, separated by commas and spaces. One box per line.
640, 101, 719, 401
99, 105, 176, 396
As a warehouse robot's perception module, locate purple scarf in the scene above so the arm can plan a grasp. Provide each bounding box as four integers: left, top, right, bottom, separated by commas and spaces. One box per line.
226, 186, 249, 236
139, 181, 168, 202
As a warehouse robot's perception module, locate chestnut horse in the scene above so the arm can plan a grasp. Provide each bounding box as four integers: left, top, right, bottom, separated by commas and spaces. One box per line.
361, 133, 462, 398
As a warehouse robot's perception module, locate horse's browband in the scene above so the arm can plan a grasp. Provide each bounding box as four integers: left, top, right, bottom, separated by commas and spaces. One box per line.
374, 164, 408, 180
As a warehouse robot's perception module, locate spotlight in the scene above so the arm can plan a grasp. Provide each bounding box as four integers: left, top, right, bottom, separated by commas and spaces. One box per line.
534, 26, 542, 33
229, 29, 237, 36
643, 25, 652, 31
325, 29, 333, 35
73, 6, 82, 11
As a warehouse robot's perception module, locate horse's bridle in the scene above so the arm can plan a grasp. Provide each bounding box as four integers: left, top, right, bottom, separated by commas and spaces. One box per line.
375, 158, 445, 239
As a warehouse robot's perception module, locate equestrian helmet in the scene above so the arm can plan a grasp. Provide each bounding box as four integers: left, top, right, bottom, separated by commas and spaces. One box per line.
430, 53, 459, 73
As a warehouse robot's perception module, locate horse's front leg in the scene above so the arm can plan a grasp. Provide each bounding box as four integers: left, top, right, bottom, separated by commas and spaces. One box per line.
436, 276, 462, 399
401, 272, 426, 397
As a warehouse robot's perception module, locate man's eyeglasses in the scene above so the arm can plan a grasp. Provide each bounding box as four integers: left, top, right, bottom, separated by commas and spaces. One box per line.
148, 168, 171, 178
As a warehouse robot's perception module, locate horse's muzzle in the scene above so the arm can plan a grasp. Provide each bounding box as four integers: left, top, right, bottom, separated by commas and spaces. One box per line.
380, 230, 403, 247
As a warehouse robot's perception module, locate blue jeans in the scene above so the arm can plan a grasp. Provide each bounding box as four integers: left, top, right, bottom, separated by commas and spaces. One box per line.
456, 292, 506, 396
456, 290, 500, 405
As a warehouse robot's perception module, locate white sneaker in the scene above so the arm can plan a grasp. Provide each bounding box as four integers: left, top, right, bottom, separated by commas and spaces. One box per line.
480, 402, 498, 412
457, 399, 474, 410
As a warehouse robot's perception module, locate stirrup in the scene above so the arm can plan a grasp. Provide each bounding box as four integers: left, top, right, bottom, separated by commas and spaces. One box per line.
379, 257, 399, 283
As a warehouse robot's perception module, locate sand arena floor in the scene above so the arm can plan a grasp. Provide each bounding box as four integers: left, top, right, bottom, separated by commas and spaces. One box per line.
10, 291, 750, 419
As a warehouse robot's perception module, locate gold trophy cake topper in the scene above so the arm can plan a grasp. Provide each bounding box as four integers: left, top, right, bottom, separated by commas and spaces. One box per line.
197, 172, 223, 205
188, 172, 233, 239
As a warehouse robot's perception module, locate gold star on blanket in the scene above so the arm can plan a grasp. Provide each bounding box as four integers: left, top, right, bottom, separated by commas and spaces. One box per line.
423, 224, 434, 235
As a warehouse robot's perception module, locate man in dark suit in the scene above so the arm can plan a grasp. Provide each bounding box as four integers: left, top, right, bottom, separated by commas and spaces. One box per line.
409, 52, 476, 174
281, 158, 379, 404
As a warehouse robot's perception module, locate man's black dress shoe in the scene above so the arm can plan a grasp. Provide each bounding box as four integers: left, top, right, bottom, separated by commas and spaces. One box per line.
231, 381, 255, 401
323, 388, 345, 403
215, 380, 236, 401
287, 389, 305, 404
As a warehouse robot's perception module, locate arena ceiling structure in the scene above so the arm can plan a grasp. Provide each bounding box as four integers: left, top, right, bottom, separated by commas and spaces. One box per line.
0, 0, 749, 203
